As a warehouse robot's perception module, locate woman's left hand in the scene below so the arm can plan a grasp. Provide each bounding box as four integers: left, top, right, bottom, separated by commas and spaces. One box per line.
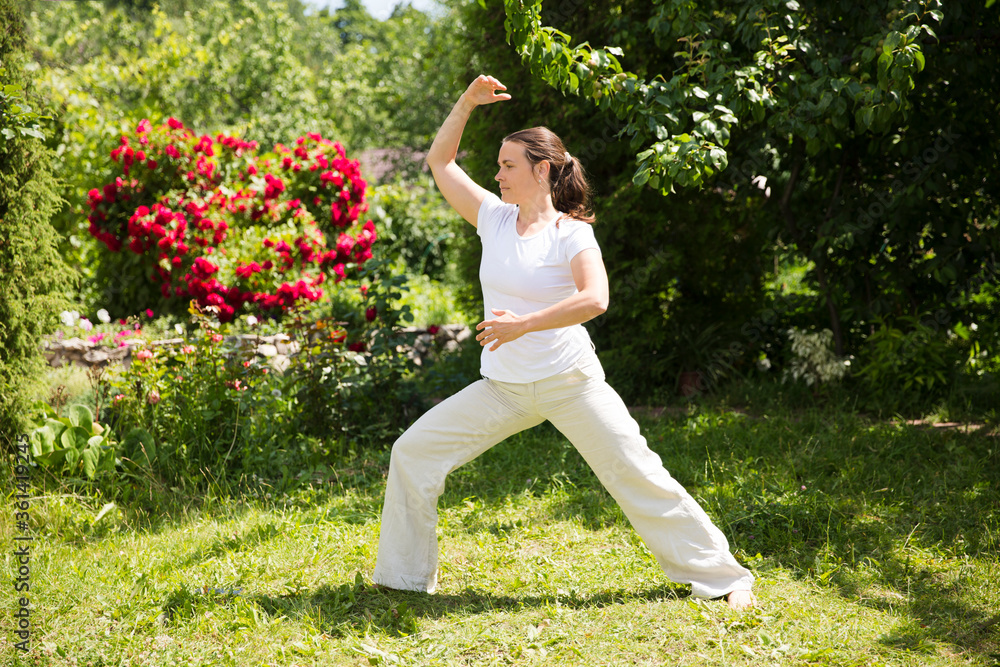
476, 309, 526, 351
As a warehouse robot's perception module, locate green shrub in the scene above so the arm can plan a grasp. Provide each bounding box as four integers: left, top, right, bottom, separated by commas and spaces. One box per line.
853, 314, 968, 415
367, 174, 465, 283
0, 0, 76, 452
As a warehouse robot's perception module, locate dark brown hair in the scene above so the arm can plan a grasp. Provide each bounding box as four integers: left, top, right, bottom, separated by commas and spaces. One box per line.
502, 126, 595, 223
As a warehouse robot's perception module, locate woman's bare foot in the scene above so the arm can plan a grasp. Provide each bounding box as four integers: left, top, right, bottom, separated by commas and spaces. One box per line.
726, 590, 758, 610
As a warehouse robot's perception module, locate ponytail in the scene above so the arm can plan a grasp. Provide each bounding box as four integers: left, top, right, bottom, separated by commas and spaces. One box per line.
502, 127, 595, 223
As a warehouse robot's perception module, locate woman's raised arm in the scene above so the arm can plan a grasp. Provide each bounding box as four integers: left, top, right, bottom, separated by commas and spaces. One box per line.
426, 75, 511, 227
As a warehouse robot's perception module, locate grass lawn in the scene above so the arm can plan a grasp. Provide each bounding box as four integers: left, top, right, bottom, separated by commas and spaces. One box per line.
3, 396, 999, 666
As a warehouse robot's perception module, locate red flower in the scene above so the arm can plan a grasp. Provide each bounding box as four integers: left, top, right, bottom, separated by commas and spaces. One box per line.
365, 307, 377, 322
168, 117, 184, 130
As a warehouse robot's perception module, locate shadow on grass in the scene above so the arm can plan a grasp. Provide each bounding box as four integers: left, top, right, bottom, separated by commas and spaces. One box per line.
249, 576, 689, 639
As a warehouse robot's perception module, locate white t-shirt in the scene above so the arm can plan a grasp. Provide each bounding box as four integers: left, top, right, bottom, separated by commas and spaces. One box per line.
476, 193, 601, 383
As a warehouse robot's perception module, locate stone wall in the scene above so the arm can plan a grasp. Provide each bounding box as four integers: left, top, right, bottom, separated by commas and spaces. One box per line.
42, 325, 471, 373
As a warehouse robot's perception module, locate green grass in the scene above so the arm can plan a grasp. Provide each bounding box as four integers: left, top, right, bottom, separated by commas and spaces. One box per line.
3, 400, 999, 666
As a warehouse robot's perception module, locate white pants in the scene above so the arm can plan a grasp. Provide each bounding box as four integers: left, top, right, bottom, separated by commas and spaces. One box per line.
372, 355, 754, 599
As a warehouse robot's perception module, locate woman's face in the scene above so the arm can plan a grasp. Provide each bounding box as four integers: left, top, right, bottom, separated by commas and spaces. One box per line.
495, 141, 545, 205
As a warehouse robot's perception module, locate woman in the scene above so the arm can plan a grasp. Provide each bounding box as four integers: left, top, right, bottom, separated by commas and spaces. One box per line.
372, 75, 757, 609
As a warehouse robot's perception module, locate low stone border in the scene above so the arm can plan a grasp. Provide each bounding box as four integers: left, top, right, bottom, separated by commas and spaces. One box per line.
42, 324, 471, 374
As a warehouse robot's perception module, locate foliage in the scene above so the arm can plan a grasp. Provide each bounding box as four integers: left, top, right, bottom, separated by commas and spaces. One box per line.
366, 173, 466, 283
502, 0, 941, 193
87, 280, 417, 489
84, 117, 377, 321
853, 314, 967, 412
283, 258, 420, 454
0, 0, 76, 451
781, 327, 850, 387
27, 402, 116, 480
0, 66, 48, 142
454, 0, 999, 407
100, 306, 287, 487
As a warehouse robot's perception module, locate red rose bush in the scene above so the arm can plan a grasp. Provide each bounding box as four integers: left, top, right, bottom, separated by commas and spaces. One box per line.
86, 118, 376, 322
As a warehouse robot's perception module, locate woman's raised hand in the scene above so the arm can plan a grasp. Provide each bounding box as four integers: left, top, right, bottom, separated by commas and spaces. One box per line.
463, 75, 511, 107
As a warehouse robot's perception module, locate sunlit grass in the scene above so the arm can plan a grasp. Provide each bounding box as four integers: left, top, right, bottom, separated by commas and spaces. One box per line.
3, 402, 998, 666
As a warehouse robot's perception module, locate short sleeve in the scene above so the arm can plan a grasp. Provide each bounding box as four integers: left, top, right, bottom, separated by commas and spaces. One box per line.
477, 193, 510, 237
562, 221, 601, 262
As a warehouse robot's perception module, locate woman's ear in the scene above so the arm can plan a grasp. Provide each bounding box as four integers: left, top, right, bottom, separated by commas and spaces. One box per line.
535, 160, 550, 182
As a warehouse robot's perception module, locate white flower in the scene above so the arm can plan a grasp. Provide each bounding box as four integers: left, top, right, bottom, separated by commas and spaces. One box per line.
175, 323, 184, 335
971, 323, 978, 331
78, 318, 93, 332
246, 315, 259, 326
97, 309, 111, 324
60, 310, 78, 327
271, 389, 282, 398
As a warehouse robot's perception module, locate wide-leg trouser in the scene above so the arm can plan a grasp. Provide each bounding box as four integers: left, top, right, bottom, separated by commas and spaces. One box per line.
371, 355, 754, 599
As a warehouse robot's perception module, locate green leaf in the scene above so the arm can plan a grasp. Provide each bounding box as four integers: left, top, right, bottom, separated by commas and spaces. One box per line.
632, 164, 651, 187
125, 427, 157, 466
30, 426, 56, 458
65, 446, 80, 472
856, 106, 874, 130
82, 447, 99, 479
45, 419, 67, 441
883, 31, 902, 54
68, 404, 95, 429
878, 52, 892, 76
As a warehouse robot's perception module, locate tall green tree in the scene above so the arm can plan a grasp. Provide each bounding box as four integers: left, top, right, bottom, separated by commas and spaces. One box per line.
0, 0, 75, 450
451, 0, 999, 404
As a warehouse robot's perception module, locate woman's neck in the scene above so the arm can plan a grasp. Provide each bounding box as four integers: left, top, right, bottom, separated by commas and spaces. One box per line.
516, 198, 560, 227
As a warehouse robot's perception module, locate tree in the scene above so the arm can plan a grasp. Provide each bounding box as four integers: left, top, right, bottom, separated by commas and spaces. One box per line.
0, 0, 76, 450
447, 0, 999, 405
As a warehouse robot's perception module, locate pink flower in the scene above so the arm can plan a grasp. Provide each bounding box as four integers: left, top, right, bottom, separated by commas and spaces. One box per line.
181, 345, 196, 354
147, 390, 161, 405
135, 349, 154, 361
145, 308, 154, 318
211, 334, 224, 343
168, 117, 184, 130
113, 394, 125, 404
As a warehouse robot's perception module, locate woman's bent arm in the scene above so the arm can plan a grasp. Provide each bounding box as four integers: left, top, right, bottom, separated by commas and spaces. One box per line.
426, 75, 510, 227
476, 249, 609, 351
